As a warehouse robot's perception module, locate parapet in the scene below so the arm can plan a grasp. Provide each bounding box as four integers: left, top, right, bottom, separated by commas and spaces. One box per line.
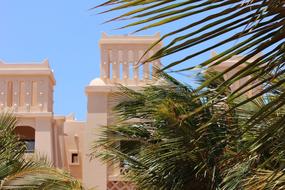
99, 32, 162, 45
99, 33, 162, 86
0, 59, 55, 84
0, 59, 55, 113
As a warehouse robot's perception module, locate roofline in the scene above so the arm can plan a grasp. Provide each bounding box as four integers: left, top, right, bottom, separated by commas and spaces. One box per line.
99, 32, 163, 45
0, 59, 56, 85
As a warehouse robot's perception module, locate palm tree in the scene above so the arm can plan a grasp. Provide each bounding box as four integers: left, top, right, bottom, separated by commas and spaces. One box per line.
93, 72, 285, 189
94, 0, 285, 132
95, 0, 285, 102
93, 1, 285, 189
92, 2, 285, 94
0, 112, 83, 190
92, 73, 235, 189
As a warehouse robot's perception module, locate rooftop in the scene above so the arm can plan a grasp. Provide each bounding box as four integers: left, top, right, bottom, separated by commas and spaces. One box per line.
99, 32, 162, 45
0, 59, 56, 84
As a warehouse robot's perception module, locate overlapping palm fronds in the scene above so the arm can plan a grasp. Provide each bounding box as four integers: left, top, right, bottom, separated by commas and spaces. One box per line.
95, 0, 285, 125
94, 0, 285, 117
0, 112, 83, 190
93, 73, 235, 189
93, 72, 285, 189
94, 1, 285, 189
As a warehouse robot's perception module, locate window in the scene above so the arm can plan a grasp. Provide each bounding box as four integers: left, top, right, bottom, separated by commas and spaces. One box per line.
71, 153, 79, 164
22, 139, 35, 153
14, 126, 35, 153
119, 141, 139, 175
68, 150, 80, 165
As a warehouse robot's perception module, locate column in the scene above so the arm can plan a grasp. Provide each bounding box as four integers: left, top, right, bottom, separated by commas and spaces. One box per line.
133, 50, 139, 82
83, 92, 108, 190
0, 81, 5, 110
13, 80, 19, 111
101, 49, 109, 80
25, 80, 31, 112
122, 50, 129, 82
35, 117, 54, 162
143, 63, 150, 81
112, 51, 120, 82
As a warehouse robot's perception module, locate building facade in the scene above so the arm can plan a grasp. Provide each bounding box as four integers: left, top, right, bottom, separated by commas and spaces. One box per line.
0, 33, 162, 190
0, 33, 259, 190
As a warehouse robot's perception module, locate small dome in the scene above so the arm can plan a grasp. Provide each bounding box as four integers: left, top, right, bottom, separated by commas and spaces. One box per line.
89, 78, 106, 86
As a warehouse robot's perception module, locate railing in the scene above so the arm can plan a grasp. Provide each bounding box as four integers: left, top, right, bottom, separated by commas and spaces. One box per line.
107, 161, 136, 190
101, 49, 161, 85
107, 181, 136, 190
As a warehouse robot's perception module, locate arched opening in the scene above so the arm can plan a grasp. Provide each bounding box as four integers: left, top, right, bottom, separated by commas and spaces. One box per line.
14, 126, 35, 153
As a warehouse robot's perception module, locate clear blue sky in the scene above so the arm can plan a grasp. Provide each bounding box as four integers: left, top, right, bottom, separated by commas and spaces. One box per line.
0, 1, 236, 120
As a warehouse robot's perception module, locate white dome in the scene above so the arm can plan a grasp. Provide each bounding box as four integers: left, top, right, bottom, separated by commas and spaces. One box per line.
89, 78, 106, 86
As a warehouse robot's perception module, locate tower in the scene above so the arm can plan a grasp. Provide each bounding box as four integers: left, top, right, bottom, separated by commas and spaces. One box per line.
84, 33, 162, 189
0, 59, 55, 161
210, 52, 263, 97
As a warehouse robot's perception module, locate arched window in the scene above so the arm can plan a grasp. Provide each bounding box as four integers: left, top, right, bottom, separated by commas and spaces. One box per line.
14, 126, 35, 153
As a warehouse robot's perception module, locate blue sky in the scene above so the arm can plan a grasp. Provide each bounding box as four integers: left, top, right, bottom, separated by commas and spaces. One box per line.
0, 1, 133, 120
0, 1, 238, 120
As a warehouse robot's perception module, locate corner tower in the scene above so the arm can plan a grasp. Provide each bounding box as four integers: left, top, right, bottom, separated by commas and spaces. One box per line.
99, 32, 162, 85
84, 33, 162, 189
0, 59, 55, 161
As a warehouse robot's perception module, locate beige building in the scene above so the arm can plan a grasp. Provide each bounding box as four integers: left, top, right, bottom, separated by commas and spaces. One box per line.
0, 33, 257, 190
210, 51, 262, 97
0, 33, 162, 190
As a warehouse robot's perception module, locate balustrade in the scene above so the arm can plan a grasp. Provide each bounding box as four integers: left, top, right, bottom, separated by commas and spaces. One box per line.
101, 48, 161, 85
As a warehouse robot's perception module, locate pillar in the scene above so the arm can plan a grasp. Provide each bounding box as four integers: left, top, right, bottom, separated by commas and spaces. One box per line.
35, 117, 54, 162
83, 92, 108, 190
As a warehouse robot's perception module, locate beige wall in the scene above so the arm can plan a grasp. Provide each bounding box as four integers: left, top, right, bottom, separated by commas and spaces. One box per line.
63, 118, 85, 180
0, 60, 55, 113
84, 92, 108, 189
211, 54, 262, 97
52, 117, 65, 168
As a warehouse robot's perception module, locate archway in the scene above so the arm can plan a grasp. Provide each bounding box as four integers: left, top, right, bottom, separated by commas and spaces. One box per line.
14, 126, 35, 153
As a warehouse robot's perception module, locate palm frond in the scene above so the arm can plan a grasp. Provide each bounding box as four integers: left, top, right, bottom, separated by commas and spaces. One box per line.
0, 112, 84, 190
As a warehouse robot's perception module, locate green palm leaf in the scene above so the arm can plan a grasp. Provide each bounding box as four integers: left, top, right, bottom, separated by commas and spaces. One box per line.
95, 1, 285, 189
0, 112, 84, 190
